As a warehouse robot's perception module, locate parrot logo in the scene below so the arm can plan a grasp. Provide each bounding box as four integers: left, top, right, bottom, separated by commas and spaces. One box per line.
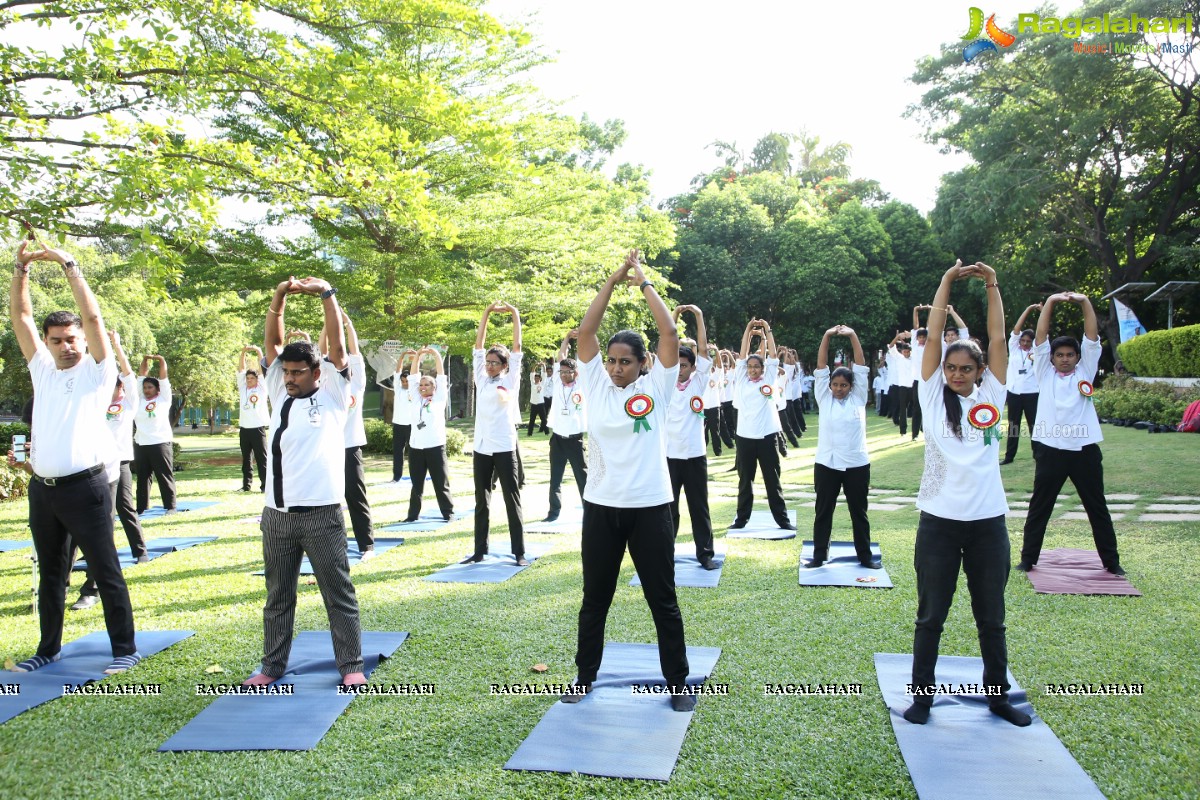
962, 7, 1016, 62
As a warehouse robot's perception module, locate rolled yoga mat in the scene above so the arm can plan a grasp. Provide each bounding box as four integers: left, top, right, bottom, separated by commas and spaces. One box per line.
798, 541, 892, 588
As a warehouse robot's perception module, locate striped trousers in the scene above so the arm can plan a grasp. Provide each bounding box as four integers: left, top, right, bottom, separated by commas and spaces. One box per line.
260, 505, 364, 677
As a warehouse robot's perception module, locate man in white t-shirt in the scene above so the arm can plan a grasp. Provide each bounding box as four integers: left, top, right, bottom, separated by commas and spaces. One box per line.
668, 306, 716, 568
244, 276, 365, 688
237, 345, 270, 492
9, 242, 141, 675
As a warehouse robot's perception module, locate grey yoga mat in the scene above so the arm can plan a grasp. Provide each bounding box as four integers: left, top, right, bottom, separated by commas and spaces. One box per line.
798, 541, 892, 588
631, 542, 725, 588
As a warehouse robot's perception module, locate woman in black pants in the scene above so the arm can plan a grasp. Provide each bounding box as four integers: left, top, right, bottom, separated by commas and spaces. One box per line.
133, 354, 176, 513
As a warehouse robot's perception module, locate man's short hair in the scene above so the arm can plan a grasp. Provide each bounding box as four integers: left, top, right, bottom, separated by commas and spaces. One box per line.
245, 369, 259, 378
42, 310, 82, 336
559, 358, 577, 370
279, 342, 320, 370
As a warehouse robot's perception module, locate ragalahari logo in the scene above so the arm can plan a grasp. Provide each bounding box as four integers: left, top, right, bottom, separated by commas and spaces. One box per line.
962, 7, 1016, 62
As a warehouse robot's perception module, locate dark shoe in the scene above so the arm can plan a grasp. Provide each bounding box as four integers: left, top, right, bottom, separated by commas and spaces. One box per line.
803, 558, 825, 569
401, 516, 420, 524
541, 514, 559, 523
514, 557, 530, 567
777, 520, 797, 531
136, 555, 150, 564
239, 485, 252, 493
560, 681, 591, 703
460, 554, 485, 564
860, 560, 882, 570
443, 513, 456, 522
725, 464, 738, 472
729, 519, 748, 529
670, 691, 697, 712
1015, 561, 1034, 572
1107, 564, 1126, 576
699, 557, 718, 571
989, 702, 1032, 727
999, 458, 1013, 465
70, 594, 99, 611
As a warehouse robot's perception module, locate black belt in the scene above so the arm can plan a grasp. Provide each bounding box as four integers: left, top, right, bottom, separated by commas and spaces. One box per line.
282, 503, 340, 514
32, 463, 105, 487
553, 432, 584, 441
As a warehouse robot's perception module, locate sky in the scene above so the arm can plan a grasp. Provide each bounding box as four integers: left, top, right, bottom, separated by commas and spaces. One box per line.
484, 0, 983, 213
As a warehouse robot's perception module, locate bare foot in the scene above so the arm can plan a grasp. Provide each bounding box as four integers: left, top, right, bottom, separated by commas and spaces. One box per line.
341, 671, 367, 687
242, 672, 278, 686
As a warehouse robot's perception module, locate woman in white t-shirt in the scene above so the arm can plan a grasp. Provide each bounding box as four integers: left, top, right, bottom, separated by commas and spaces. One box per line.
562, 249, 694, 712
403, 347, 455, 523
904, 260, 1030, 729
806, 325, 875, 569
134, 353, 176, 514
468, 302, 526, 564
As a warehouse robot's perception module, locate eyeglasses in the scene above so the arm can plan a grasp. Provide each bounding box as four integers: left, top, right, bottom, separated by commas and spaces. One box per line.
485, 360, 504, 367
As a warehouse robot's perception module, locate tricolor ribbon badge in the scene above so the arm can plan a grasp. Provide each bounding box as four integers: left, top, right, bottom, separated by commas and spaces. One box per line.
967, 402, 1001, 444
106, 403, 122, 421
625, 393, 654, 433
689, 396, 704, 415
1078, 380, 1094, 398
145, 401, 157, 418
249, 394, 259, 405
759, 384, 774, 398
349, 395, 358, 409
571, 391, 583, 410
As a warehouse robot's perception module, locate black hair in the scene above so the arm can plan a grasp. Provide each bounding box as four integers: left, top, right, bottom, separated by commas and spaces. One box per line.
916, 328, 928, 338
486, 344, 510, 370
678, 346, 695, 367
245, 369, 259, 378
114, 376, 124, 391
1050, 336, 1080, 357
607, 330, 649, 375
897, 342, 911, 352
560, 357, 577, 370
941, 340, 985, 440
42, 310, 82, 336
279, 341, 320, 370
399, 369, 410, 378
143, 376, 161, 392
830, 366, 855, 386
745, 354, 765, 368
1019, 329, 1034, 341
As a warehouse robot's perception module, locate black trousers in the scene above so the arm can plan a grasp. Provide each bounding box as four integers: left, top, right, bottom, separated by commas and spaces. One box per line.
911, 512, 1011, 707
735, 434, 789, 525
240, 426, 267, 490
391, 423, 411, 481
133, 441, 176, 513
408, 445, 454, 519
787, 398, 807, 433
878, 388, 889, 417
889, 385, 910, 435
669, 456, 714, 562
30, 471, 136, 658
702, 408, 726, 455
344, 446, 374, 551
777, 403, 800, 446
473, 450, 525, 557
1003, 391, 1038, 462
527, 402, 548, 435
548, 433, 587, 514
720, 401, 737, 446
910, 381, 923, 438
1020, 442, 1120, 569
78, 462, 147, 597
576, 502, 689, 687
812, 462, 871, 563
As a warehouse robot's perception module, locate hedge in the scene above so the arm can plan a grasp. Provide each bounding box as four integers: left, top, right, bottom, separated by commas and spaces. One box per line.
1093, 374, 1200, 426
1117, 323, 1200, 377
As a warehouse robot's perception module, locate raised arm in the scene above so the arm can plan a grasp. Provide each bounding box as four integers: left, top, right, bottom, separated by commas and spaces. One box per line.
913, 305, 925, 331
10, 242, 41, 362
626, 253, 677, 367
817, 327, 836, 370
973, 262, 1007, 379
922, 260, 971, 381
1012, 303, 1041, 335
947, 305, 967, 331
578, 252, 636, 363
1077, 294, 1099, 341
844, 327, 865, 365
685, 305, 708, 356
496, 303, 522, 353
264, 278, 299, 367
110, 330, 133, 376
138, 355, 151, 377
739, 319, 756, 359
298, 278, 345, 370
420, 346, 445, 376
341, 310, 360, 356
558, 329, 576, 362
761, 320, 777, 359
1035, 294, 1062, 346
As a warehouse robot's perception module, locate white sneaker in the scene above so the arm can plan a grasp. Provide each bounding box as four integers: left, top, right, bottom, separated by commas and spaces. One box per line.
358, 549, 376, 563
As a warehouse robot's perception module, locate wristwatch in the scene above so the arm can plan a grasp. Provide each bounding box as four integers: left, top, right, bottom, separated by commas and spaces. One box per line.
320, 287, 337, 299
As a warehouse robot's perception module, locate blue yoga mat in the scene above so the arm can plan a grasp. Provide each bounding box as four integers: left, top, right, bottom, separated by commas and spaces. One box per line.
139, 500, 219, 519
799, 541, 893, 588
252, 538, 405, 576
874, 653, 1104, 799
524, 505, 584, 534
1, 630, 194, 725
0, 540, 31, 552
378, 507, 474, 533
505, 642, 722, 781
631, 542, 725, 588
424, 540, 554, 584
725, 510, 797, 540
73, 536, 218, 571
159, 630, 408, 751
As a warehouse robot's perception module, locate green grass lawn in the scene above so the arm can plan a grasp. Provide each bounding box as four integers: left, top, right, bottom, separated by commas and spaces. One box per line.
0, 416, 1197, 799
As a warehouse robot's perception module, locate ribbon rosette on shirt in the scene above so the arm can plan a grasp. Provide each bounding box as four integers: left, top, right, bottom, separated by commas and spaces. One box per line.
106, 402, 122, 421
967, 402, 1001, 444
1078, 380, 1094, 398
145, 401, 157, 418
249, 394, 259, 405
759, 384, 774, 399
495, 386, 509, 405
624, 393, 655, 433
689, 396, 704, 415
571, 391, 583, 410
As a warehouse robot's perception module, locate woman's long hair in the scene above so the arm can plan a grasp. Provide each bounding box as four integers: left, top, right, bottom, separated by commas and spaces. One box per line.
942, 340, 985, 440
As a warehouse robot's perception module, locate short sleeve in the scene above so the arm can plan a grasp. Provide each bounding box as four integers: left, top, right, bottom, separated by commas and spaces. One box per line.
648, 357, 679, 405
980, 369, 1005, 407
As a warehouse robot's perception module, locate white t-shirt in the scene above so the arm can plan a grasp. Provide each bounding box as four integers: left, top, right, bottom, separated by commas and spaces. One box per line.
1006, 333, 1038, 395
472, 348, 523, 455
916, 369, 1009, 521
887, 347, 913, 386
786, 364, 803, 401
392, 372, 414, 425
702, 365, 722, 408
547, 362, 587, 437
667, 356, 711, 460
814, 365, 870, 470
238, 371, 271, 428
409, 374, 449, 449
1031, 337, 1103, 451
106, 372, 137, 465
875, 366, 888, 390
530, 376, 545, 405
342, 354, 368, 449
731, 357, 782, 438
579, 353, 676, 508
264, 358, 350, 510
134, 377, 174, 445
28, 347, 118, 479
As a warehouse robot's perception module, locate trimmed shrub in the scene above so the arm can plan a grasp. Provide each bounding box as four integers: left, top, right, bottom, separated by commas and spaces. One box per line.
365, 418, 472, 457
1093, 374, 1200, 425
0, 462, 30, 501
0, 422, 31, 450
1117, 324, 1200, 377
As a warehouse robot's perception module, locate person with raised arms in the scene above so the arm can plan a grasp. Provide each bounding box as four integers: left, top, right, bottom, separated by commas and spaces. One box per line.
134, 353, 176, 514
8, 242, 141, 675
244, 276, 365, 688
562, 249, 694, 711
700, 343, 726, 456
806, 325, 875, 569
390, 349, 416, 483
402, 346, 455, 523
325, 310, 375, 561
544, 328, 587, 524
468, 302, 527, 565
886, 331, 914, 437
1000, 303, 1041, 465
728, 318, 795, 531
237, 344, 270, 492
528, 366, 548, 436
1017, 293, 1123, 575
904, 259, 1029, 727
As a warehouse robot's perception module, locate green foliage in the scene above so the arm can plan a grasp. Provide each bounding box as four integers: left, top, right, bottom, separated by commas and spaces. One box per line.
444, 428, 469, 457
1117, 324, 1200, 378
0, 462, 29, 501
362, 418, 469, 457
0, 422, 31, 450
1093, 374, 1199, 425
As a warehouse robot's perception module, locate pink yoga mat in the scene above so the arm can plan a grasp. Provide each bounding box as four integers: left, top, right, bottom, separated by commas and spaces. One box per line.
1025, 548, 1141, 596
